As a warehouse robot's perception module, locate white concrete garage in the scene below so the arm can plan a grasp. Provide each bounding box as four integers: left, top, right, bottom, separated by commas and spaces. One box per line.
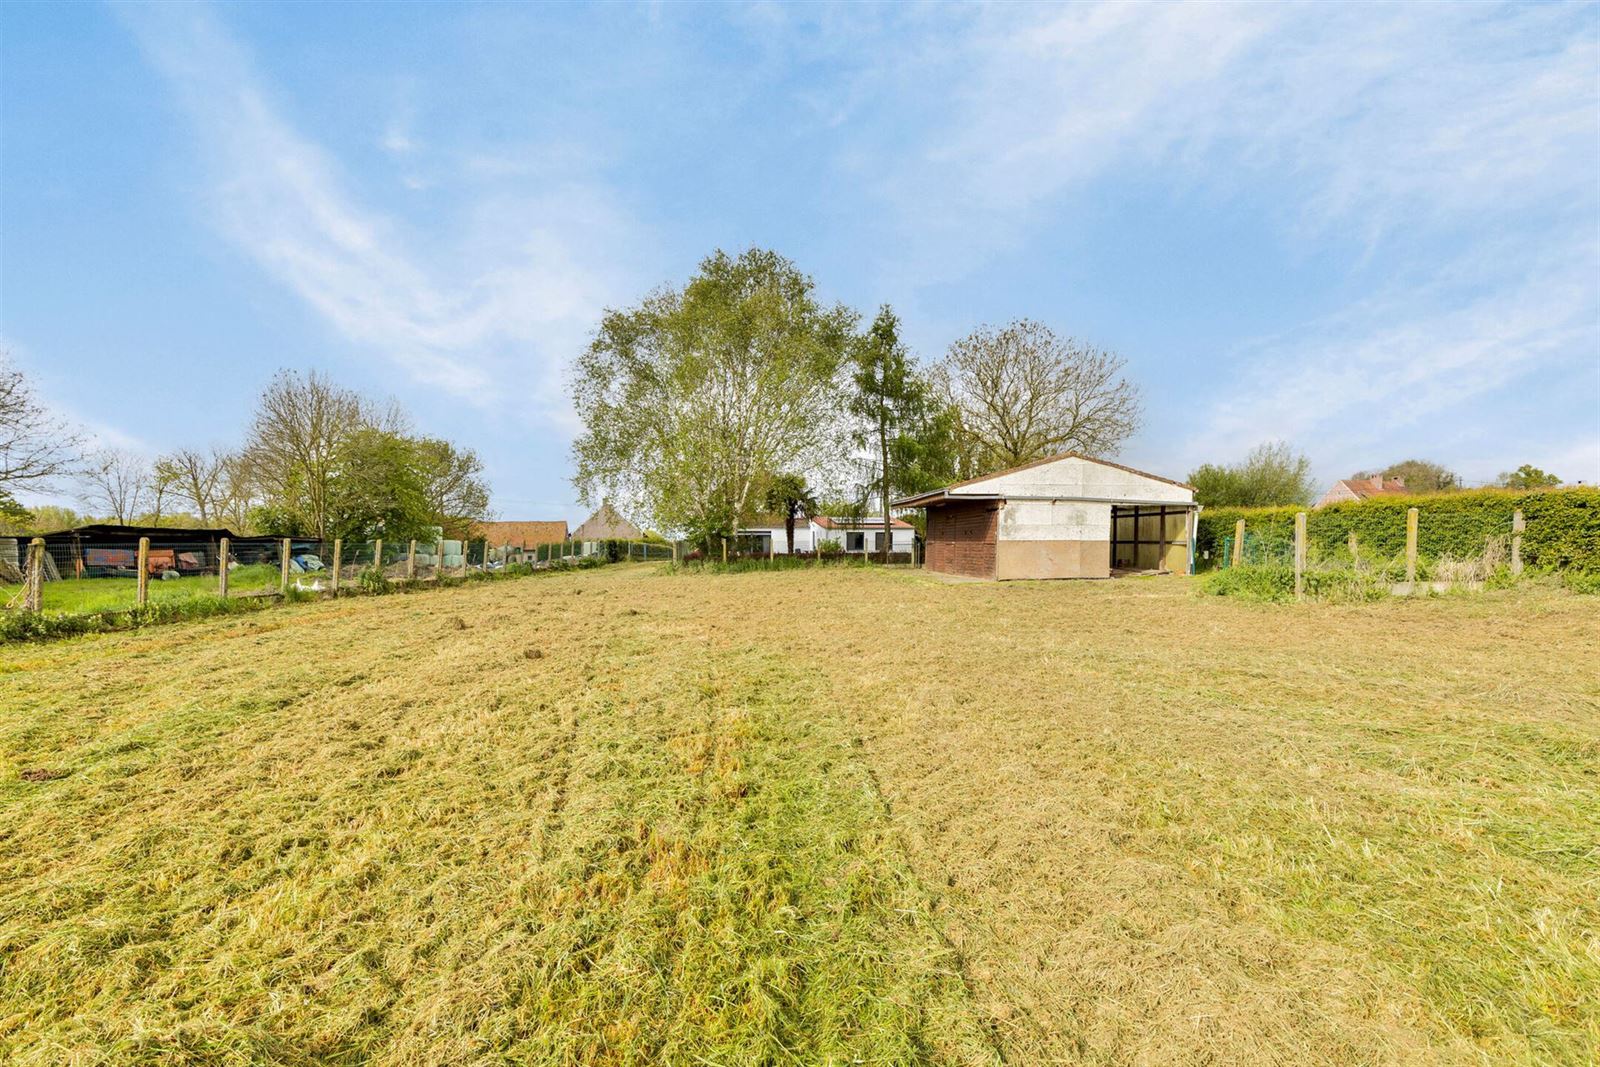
895, 452, 1198, 580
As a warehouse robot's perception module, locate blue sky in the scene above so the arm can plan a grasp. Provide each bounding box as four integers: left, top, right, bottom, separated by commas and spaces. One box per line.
3, 1, 1597, 521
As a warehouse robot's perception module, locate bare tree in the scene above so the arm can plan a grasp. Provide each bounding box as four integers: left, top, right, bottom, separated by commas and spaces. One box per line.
214, 452, 260, 533
80, 449, 150, 525
938, 319, 1141, 470
0, 352, 79, 495
155, 447, 228, 525
416, 438, 490, 529
240, 370, 369, 541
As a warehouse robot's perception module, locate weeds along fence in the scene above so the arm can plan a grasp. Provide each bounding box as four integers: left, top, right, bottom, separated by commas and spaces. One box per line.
0, 531, 642, 629
1194, 488, 1600, 602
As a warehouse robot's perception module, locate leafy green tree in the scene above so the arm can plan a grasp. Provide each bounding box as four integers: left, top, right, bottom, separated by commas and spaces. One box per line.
570, 248, 856, 550
1, 503, 80, 535
0, 489, 31, 532
1497, 463, 1561, 489
326, 429, 435, 542
763, 473, 817, 557
849, 306, 933, 561
416, 437, 490, 533
1189, 441, 1315, 507
241, 371, 488, 542
1356, 458, 1459, 494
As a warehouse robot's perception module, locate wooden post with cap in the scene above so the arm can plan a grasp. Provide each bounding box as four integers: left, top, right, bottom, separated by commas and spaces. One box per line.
1511, 509, 1525, 576
24, 538, 44, 612
137, 536, 151, 607
1405, 507, 1419, 585
1293, 512, 1306, 602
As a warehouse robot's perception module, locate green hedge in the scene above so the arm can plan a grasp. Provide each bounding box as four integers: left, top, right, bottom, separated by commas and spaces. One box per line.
1196, 488, 1600, 572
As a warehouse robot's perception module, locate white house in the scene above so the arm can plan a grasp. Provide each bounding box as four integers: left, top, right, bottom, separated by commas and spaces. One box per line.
736, 515, 916, 555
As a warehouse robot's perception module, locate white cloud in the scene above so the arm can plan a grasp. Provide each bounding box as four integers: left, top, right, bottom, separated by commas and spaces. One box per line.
835, 1, 1598, 475
1177, 241, 1597, 476
114, 3, 641, 420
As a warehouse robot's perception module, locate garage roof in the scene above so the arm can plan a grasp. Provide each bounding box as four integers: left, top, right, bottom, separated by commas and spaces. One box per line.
894, 451, 1195, 508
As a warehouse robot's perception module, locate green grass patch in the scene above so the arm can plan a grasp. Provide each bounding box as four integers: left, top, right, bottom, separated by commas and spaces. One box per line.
0, 564, 283, 614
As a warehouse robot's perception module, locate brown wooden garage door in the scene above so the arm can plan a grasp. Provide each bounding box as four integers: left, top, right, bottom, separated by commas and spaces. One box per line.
925, 500, 999, 578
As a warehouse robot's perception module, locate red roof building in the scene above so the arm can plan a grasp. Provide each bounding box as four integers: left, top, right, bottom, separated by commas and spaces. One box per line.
1314, 475, 1408, 508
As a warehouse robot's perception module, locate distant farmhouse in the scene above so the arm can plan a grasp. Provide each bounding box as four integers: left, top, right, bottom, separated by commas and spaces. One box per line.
1314, 475, 1408, 509
737, 514, 916, 556
573, 502, 643, 541
474, 520, 569, 549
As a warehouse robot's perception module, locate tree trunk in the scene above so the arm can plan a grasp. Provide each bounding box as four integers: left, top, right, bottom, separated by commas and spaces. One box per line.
879, 424, 891, 563
785, 509, 796, 560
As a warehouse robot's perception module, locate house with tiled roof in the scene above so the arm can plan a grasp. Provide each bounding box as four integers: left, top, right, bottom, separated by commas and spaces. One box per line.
474, 520, 569, 549
1314, 475, 1408, 508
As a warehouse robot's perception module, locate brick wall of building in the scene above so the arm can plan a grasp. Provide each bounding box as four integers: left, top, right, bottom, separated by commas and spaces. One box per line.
925, 501, 999, 578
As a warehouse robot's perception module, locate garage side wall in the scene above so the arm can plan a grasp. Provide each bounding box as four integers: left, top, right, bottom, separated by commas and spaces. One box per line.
925, 501, 998, 578
995, 500, 1112, 580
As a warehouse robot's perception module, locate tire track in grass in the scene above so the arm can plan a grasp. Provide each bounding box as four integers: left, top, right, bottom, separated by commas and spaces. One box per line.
483, 603, 998, 1065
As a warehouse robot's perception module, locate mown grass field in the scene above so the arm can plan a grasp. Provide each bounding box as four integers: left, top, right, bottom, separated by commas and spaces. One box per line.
1, 566, 1595, 1065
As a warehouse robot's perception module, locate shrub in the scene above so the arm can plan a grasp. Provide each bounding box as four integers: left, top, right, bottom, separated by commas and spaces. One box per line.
357, 566, 392, 595
1198, 564, 1390, 604
1561, 570, 1600, 595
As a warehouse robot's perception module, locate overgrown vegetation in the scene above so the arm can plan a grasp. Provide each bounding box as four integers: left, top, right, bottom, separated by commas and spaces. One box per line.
1188, 440, 1315, 507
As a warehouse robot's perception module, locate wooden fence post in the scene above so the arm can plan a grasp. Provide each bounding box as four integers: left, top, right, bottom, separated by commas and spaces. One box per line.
1293, 512, 1306, 602
408, 540, 417, 580
721, 537, 728, 564
218, 537, 230, 598
331, 539, 342, 593
672, 540, 678, 565
769, 535, 774, 562
1405, 507, 1419, 584
24, 538, 43, 612
373, 538, 383, 580
1347, 530, 1359, 566
1232, 519, 1245, 568
137, 536, 151, 606
1511, 509, 1524, 576
461, 541, 469, 578
279, 538, 290, 594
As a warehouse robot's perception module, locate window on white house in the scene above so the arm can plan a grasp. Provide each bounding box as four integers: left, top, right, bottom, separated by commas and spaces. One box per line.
846, 531, 865, 552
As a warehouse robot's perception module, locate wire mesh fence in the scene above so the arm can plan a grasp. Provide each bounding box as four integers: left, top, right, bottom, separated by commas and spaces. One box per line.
0, 530, 681, 623
1209, 507, 1531, 575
